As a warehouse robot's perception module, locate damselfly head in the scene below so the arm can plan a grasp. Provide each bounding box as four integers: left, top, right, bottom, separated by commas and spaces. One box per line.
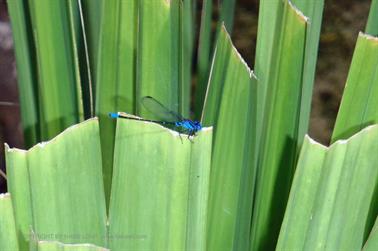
193, 121, 202, 130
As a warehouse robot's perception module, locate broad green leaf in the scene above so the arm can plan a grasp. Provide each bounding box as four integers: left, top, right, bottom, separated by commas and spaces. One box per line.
29, 230, 108, 251
7, 0, 97, 147
6, 119, 107, 248
291, 0, 325, 144
202, 26, 257, 251
277, 125, 378, 251
180, 0, 195, 118
332, 33, 378, 142
35, 242, 108, 251
28, 0, 82, 139
195, 0, 212, 118
363, 217, 378, 251
276, 135, 326, 250
5, 142, 32, 250
108, 119, 212, 251
253, 0, 283, 137
250, 2, 308, 250
81, 0, 102, 84
0, 193, 19, 251
218, 0, 236, 33
7, 0, 39, 147
201, 27, 232, 127
67, 0, 89, 119
195, 0, 237, 118
366, 0, 378, 36
137, 0, 181, 116
95, 0, 137, 205
253, 0, 324, 148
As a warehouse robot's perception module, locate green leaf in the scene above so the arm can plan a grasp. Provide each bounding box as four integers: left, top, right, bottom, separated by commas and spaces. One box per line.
201, 27, 232, 127
6, 119, 107, 248
0, 193, 19, 251
67, 0, 93, 119
253, 0, 324, 147
7, 0, 39, 147
5, 142, 32, 250
250, 1, 309, 250
81, 0, 102, 84
7, 0, 96, 146
195, 0, 237, 118
363, 217, 378, 251
95, 0, 138, 205
253, 0, 282, 136
195, 0, 212, 118
366, 0, 378, 36
218, 0, 236, 33
332, 33, 378, 143
28, 0, 82, 139
277, 125, 378, 250
202, 27, 257, 251
137, 0, 181, 116
29, 230, 108, 251
180, 0, 195, 118
108, 119, 212, 251
291, 0, 325, 145
35, 242, 108, 251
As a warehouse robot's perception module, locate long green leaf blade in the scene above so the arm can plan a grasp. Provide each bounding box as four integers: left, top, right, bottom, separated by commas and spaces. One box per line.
109, 119, 212, 251
363, 217, 378, 251
95, 0, 138, 205
7, 0, 39, 147
195, 0, 212, 118
6, 119, 107, 248
30, 231, 108, 251
291, 0, 325, 145
332, 33, 378, 143
250, 2, 308, 250
28, 0, 82, 139
201, 27, 231, 127
253, 0, 282, 137
277, 125, 378, 250
202, 26, 257, 251
0, 193, 19, 251
366, 0, 378, 36
180, 0, 194, 118
5, 143, 32, 250
195, 0, 237, 119
137, 0, 180, 116
81, 0, 102, 84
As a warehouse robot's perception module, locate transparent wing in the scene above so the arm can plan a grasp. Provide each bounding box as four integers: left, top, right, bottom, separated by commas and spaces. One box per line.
141, 96, 183, 122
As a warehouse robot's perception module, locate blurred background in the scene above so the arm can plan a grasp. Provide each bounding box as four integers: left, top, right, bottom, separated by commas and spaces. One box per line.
0, 0, 372, 192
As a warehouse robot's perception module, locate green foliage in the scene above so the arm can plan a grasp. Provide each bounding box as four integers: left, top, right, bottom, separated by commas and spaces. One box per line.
109, 119, 212, 250
28, 0, 83, 138
366, 0, 378, 36
251, 1, 313, 249
332, 33, 378, 142
29, 230, 109, 251
202, 27, 257, 251
0, 194, 19, 250
4, 0, 378, 250
7, 0, 39, 147
95, 0, 138, 203
363, 217, 378, 251
4, 119, 212, 251
6, 119, 107, 249
195, 0, 237, 118
277, 125, 378, 250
